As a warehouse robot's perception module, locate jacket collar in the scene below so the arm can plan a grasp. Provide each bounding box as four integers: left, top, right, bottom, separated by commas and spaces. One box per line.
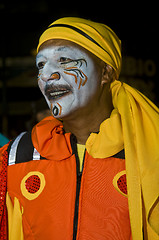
32, 109, 124, 160
31, 116, 72, 160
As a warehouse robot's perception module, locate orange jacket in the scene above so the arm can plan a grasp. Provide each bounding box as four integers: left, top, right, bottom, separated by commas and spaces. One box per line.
1, 117, 132, 239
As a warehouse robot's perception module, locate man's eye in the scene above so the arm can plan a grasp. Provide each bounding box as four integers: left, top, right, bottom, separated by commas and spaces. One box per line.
37, 62, 45, 69
59, 57, 72, 63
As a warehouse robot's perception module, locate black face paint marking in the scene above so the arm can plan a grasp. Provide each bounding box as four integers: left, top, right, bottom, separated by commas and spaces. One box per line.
53, 106, 59, 116
60, 58, 87, 67
64, 68, 85, 78
57, 46, 67, 51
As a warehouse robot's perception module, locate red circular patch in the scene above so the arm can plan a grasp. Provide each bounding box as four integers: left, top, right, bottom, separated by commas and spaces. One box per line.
25, 175, 41, 193
117, 174, 127, 195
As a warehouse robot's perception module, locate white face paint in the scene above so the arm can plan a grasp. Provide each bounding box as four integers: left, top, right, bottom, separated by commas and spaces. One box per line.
36, 44, 101, 118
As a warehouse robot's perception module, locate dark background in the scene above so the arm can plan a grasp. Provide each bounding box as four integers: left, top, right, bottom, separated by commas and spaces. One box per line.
0, 0, 158, 138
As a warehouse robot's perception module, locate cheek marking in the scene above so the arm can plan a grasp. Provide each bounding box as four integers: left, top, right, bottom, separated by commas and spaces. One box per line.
64, 71, 78, 84
56, 103, 62, 116
78, 77, 84, 90
64, 67, 88, 90
80, 71, 88, 87
37, 73, 42, 81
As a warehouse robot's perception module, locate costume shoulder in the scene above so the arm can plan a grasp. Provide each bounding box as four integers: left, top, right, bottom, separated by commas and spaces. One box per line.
7, 131, 45, 166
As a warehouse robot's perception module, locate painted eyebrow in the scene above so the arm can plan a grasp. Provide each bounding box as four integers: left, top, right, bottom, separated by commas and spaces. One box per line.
56, 46, 67, 51
36, 53, 46, 60
60, 58, 87, 67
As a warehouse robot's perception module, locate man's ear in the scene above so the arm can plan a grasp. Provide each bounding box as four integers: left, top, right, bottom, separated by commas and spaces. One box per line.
101, 64, 115, 86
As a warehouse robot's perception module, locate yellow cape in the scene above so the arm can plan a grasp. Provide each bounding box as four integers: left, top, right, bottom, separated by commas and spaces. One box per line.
86, 80, 159, 240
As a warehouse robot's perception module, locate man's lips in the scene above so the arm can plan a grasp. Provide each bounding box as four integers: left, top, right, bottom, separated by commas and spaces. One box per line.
45, 85, 72, 100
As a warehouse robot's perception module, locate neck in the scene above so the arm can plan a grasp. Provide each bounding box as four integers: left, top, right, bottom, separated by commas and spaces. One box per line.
62, 88, 113, 144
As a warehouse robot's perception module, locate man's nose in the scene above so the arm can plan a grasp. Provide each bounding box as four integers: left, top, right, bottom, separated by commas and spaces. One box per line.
41, 72, 60, 82
49, 72, 60, 81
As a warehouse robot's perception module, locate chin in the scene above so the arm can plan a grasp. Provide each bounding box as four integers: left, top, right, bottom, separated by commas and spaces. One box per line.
50, 106, 71, 119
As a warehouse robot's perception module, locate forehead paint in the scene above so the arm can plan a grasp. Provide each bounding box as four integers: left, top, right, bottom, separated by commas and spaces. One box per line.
56, 46, 67, 51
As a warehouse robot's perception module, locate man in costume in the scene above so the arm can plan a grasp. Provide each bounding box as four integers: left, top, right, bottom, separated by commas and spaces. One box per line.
0, 17, 159, 240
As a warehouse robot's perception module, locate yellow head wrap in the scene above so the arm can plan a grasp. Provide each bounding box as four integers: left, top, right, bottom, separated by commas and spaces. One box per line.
37, 17, 122, 79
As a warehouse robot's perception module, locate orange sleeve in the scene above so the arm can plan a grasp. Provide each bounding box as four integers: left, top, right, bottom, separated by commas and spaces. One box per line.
0, 143, 9, 238
0, 144, 9, 172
